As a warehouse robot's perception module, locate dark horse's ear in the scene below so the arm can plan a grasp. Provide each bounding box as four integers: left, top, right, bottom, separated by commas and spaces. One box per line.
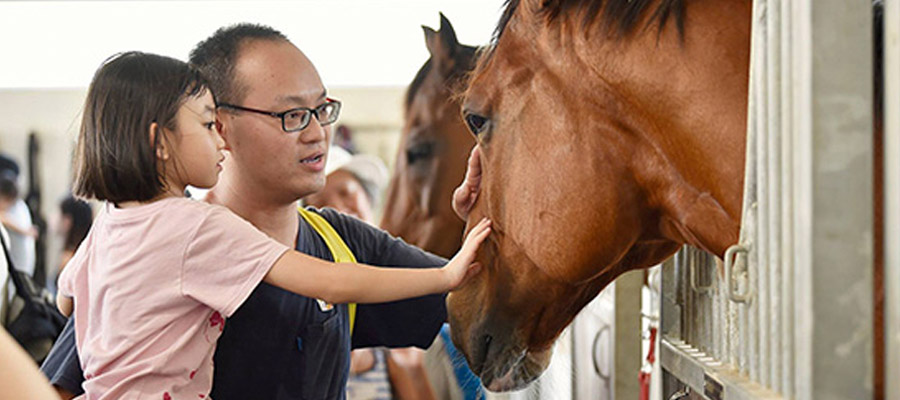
422, 12, 460, 73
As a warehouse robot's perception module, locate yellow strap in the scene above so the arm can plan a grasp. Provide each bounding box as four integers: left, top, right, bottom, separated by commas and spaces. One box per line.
297, 207, 358, 334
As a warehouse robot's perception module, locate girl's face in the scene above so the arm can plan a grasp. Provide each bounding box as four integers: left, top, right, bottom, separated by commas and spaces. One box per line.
162, 90, 225, 194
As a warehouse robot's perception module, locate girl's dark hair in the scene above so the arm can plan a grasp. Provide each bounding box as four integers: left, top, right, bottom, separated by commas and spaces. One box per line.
73, 51, 211, 203
60, 196, 93, 251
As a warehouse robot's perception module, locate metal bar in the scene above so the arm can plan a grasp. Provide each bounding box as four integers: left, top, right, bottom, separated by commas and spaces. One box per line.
661, 339, 783, 400
703, 252, 713, 356
738, 0, 765, 382
715, 258, 727, 365
765, 0, 783, 391
681, 253, 699, 344
613, 270, 642, 399
791, 1, 873, 399
884, 0, 900, 398
778, 0, 794, 395
754, 0, 770, 384
690, 249, 714, 294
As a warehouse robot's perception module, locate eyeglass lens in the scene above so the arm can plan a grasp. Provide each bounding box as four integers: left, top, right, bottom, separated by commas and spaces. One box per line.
283, 102, 340, 131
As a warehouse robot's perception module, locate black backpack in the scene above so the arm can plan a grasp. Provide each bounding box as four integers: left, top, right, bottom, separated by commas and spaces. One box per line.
1, 229, 66, 362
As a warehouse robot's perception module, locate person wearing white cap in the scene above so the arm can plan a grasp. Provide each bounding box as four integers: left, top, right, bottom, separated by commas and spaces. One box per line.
305, 146, 389, 225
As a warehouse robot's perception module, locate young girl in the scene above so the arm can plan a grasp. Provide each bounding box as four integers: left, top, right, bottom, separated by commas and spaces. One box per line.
56, 51, 490, 399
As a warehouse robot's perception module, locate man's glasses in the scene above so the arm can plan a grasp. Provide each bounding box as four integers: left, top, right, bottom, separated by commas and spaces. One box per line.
217, 98, 342, 133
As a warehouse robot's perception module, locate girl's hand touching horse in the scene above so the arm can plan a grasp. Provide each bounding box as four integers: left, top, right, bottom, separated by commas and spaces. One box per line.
443, 218, 491, 290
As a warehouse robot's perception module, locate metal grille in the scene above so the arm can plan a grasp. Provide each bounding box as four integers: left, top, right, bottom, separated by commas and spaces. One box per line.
662, 0, 796, 395
661, 0, 875, 399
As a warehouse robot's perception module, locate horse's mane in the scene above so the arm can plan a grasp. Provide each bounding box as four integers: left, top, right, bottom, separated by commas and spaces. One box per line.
494, 0, 687, 44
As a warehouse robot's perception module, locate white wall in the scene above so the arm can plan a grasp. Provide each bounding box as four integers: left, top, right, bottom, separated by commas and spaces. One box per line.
0, 1, 503, 89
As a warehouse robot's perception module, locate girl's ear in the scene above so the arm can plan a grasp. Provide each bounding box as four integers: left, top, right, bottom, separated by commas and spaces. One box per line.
149, 122, 169, 161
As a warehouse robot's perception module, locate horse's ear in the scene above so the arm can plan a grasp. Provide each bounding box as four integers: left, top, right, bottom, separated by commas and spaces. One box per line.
423, 24, 439, 55
438, 12, 460, 49
423, 13, 460, 73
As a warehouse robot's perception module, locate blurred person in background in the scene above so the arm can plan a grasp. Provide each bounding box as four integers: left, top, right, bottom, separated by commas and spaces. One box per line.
0, 155, 36, 279
0, 174, 38, 242
305, 145, 388, 225
333, 125, 358, 154
55, 196, 92, 274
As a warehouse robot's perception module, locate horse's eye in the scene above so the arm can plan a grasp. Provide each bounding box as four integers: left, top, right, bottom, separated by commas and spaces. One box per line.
464, 113, 490, 137
406, 141, 434, 165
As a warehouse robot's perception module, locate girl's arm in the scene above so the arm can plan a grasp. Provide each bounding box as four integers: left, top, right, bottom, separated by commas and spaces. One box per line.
264, 219, 490, 305
56, 293, 72, 317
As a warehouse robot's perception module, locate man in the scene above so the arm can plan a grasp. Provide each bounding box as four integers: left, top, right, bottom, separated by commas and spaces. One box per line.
41, 23, 481, 399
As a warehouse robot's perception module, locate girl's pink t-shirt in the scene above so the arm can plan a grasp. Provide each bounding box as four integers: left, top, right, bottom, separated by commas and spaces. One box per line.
58, 197, 290, 399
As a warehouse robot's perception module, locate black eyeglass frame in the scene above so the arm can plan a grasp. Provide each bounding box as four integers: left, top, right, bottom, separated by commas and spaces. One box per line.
216, 98, 342, 133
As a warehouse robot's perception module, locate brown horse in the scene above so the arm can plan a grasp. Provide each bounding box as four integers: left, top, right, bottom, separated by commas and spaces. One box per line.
380, 14, 479, 259
449, 0, 752, 391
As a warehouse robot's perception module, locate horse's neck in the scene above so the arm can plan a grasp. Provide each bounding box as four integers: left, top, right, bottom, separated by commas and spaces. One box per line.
656, 3, 750, 256
573, 1, 750, 257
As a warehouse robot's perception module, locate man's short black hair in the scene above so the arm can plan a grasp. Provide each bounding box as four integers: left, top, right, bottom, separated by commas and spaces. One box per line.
189, 23, 288, 105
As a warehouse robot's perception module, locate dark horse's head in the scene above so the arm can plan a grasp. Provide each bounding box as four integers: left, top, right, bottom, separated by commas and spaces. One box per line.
449, 0, 751, 391
380, 14, 479, 258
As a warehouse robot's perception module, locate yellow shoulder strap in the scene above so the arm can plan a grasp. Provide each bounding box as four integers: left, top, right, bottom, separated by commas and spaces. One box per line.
297, 207, 358, 334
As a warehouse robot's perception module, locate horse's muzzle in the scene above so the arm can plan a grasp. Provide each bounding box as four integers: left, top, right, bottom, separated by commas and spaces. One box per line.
465, 321, 549, 391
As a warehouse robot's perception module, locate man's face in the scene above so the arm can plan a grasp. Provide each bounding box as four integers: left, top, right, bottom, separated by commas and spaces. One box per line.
217, 39, 333, 203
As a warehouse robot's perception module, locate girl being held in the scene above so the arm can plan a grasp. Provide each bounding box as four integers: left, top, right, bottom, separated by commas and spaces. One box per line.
57, 52, 490, 399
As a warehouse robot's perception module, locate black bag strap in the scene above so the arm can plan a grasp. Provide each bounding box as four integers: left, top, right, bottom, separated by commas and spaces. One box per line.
0, 228, 37, 304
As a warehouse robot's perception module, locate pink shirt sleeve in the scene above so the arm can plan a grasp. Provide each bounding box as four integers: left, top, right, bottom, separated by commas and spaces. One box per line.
57, 240, 89, 298
181, 206, 290, 317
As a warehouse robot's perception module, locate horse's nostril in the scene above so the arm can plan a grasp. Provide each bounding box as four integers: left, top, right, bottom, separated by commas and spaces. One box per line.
482, 334, 493, 355
472, 333, 493, 375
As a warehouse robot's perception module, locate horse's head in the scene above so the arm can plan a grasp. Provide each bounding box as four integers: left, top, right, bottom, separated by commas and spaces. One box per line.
379, 14, 479, 258
448, 0, 750, 391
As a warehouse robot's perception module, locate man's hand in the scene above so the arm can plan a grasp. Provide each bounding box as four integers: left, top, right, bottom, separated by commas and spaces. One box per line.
452, 146, 482, 220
